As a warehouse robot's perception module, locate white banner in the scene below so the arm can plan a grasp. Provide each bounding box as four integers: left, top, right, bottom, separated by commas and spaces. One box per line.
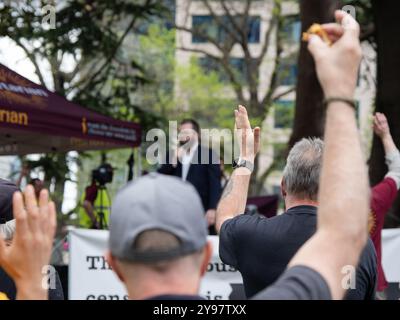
382, 229, 400, 283
68, 229, 244, 300
69, 228, 400, 300
69, 229, 128, 300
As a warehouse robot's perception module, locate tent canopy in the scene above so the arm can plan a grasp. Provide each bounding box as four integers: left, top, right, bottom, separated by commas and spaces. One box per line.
0, 64, 141, 155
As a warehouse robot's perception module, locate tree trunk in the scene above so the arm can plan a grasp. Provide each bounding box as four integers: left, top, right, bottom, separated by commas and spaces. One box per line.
370, 0, 400, 228
288, 0, 341, 149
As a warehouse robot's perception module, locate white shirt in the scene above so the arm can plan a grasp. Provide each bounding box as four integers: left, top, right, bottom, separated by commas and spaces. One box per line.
181, 142, 198, 181
385, 149, 400, 190
0, 219, 15, 240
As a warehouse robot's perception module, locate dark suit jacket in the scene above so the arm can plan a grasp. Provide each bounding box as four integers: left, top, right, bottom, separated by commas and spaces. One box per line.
158, 145, 222, 211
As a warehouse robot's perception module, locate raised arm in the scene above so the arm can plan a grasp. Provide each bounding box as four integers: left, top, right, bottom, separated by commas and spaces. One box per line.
215, 106, 260, 233
373, 112, 400, 189
286, 11, 369, 299
374, 113, 397, 155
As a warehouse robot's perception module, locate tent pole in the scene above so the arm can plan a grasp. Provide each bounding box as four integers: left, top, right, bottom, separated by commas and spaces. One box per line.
136, 146, 142, 178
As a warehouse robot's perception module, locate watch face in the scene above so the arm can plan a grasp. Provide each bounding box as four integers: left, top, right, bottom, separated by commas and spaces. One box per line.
233, 158, 245, 168
233, 159, 241, 167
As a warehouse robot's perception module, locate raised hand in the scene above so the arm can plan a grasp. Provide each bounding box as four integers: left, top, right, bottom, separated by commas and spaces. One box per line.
373, 112, 390, 139
234, 105, 261, 162
0, 185, 57, 300
307, 10, 362, 99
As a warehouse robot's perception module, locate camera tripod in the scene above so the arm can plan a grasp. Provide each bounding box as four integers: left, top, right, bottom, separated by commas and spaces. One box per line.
96, 184, 109, 230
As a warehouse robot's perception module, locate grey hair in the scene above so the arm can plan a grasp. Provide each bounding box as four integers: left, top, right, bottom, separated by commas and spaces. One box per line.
282, 137, 324, 201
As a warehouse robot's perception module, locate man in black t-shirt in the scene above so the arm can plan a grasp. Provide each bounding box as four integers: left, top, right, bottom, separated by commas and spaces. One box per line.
216, 11, 373, 301
218, 138, 377, 299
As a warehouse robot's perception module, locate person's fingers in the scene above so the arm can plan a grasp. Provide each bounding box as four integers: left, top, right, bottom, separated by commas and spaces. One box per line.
238, 105, 248, 115
24, 185, 40, 232
38, 189, 50, 234
375, 113, 386, 126
48, 201, 57, 240
377, 113, 387, 123
322, 23, 345, 39
307, 34, 328, 61
335, 10, 360, 39
373, 115, 379, 126
12, 191, 29, 237
38, 189, 49, 208
334, 10, 346, 23
237, 105, 251, 129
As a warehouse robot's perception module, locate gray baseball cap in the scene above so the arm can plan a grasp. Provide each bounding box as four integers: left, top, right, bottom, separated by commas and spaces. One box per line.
109, 173, 208, 263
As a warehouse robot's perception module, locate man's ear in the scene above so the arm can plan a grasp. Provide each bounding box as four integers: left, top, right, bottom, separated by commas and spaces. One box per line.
200, 241, 212, 277
105, 250, 124, 282
281, 178, 287, 198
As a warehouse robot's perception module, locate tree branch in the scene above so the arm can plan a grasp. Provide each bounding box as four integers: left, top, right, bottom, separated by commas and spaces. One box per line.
272, 86, 295, 101
13, 38, 47, 88
261, 4, 284, 109
174, 25, 225, 53
176, 46, 245, 102
78, 0, 151, 92
219, 0, 249, 43
200, 0, 242, 44
255, 0, 280, 68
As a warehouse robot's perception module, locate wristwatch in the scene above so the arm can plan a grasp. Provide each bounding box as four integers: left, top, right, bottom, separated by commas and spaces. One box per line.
233, 158, 254, 172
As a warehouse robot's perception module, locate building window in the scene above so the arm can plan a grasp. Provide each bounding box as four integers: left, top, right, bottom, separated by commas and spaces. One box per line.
198, 56, 256, 84
274, 100, 294, 129
277, 57, 298, 86
192, 15, 218, 43
247, 16, 261, 43
282, 19, 301, 44
192, 15, 261, 44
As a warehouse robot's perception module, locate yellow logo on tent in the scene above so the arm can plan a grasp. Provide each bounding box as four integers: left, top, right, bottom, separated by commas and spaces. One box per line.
82, 117, 87, 134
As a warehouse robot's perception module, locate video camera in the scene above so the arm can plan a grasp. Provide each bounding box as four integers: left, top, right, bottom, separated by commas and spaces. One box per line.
92, 163, 114, 186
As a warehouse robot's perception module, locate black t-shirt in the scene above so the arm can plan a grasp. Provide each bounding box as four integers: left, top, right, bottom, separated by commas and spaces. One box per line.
253, 265, 331, 300
219, 205, 377, 299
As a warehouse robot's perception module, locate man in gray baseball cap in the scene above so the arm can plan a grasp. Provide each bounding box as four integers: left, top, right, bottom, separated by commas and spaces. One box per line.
106, 173, 212, 300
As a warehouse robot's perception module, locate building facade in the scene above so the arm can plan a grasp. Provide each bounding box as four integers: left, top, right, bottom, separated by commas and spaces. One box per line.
175, 0, 376, 195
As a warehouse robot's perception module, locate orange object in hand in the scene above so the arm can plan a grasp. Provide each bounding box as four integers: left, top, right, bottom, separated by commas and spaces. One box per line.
302, 23, 332, 46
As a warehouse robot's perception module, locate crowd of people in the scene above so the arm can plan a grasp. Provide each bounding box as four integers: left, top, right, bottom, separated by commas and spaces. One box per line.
0, 11, 399, 300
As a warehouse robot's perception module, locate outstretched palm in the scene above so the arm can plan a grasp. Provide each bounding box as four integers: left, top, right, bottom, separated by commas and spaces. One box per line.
234, 105, 261, 161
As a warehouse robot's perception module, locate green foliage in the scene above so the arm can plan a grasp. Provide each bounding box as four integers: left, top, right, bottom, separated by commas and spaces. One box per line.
0, 0, 167, 212
134, 24, 176, 122
273, 101, 295, 129
176, 57, 235, 129
132, 24, 237, 130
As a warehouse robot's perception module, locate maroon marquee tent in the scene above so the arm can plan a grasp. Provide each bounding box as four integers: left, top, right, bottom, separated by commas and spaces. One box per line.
0, 64, 141, 155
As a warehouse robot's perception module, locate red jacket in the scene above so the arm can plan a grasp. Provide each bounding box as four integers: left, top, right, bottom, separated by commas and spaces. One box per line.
370, 177, 398, 291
